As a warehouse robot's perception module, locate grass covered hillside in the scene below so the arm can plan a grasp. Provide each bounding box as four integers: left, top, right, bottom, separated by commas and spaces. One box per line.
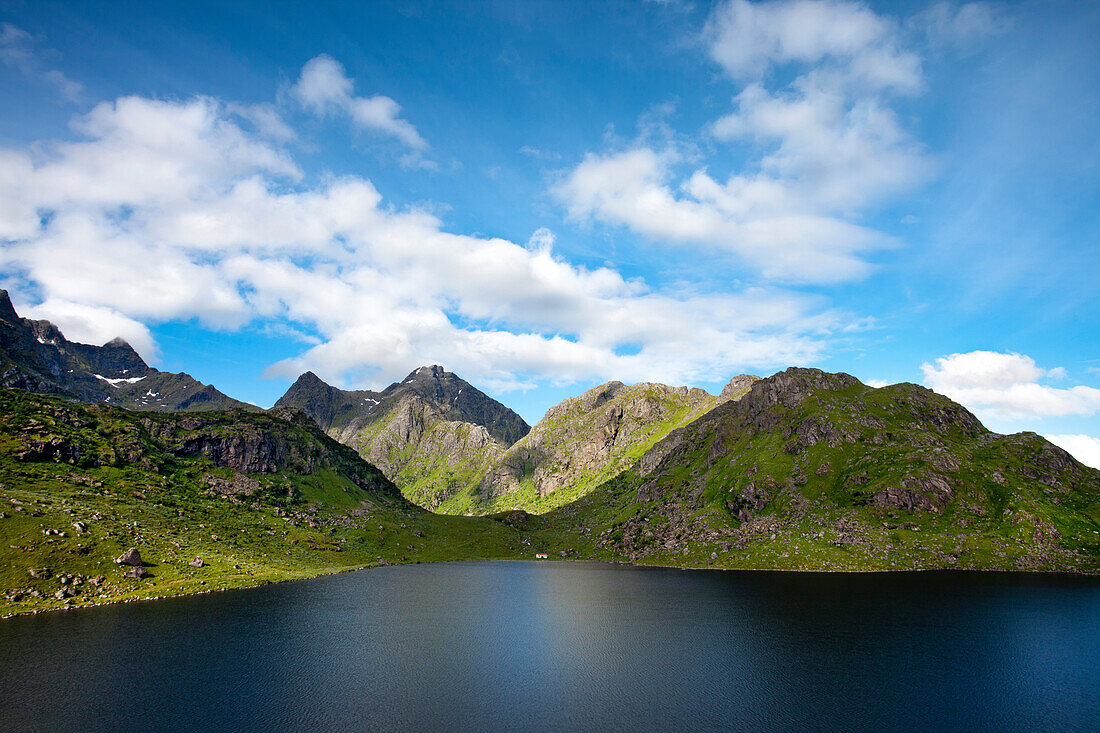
0, 389, 539, 617
437, 376, 758, 515
539, 368, 1100, 572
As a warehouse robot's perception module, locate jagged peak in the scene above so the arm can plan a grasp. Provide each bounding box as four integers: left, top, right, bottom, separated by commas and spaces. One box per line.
403, 364, 448, 382
0, 289, 17, 323
103, 336, 132, 348
293, 370, 330, 387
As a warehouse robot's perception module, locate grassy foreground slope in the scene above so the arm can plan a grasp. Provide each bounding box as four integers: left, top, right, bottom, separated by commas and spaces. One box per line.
535, 369, 1100, 572
0, 390, 539, 617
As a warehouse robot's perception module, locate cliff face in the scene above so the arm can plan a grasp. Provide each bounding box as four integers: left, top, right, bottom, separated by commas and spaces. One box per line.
547, 368, 1100, 573
440, 377, 757, 515
0, 290, 256, 413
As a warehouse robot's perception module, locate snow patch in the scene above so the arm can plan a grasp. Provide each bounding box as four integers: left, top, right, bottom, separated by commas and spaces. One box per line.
94, 374, 146, 387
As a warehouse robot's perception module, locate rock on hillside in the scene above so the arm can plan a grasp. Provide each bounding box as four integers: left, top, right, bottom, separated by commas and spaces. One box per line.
0, 290, 256, 413
274, 366, 529, 508
548, 368, 1100, 573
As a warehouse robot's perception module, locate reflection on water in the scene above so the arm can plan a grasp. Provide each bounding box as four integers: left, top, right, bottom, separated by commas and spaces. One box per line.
2, 563, 1097, 732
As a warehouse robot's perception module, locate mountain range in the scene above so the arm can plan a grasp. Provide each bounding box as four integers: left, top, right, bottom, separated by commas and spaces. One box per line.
1, 299, 1098, 616
0, 290, 255, 413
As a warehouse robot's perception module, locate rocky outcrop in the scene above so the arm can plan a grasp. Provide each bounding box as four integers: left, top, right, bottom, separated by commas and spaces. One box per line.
115, 548, 143, 566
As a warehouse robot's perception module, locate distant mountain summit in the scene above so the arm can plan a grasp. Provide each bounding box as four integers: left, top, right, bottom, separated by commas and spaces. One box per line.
0, 290, 256, 413
275, 366, 530, 507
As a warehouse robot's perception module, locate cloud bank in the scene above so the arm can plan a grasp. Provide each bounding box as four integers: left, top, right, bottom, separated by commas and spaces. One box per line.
0, 59, 842, 392
553, 0, 940, 284
921, 350, 1100, 421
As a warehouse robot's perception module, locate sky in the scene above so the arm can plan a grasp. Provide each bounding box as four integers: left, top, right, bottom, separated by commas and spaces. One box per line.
0, 0, 1097, 466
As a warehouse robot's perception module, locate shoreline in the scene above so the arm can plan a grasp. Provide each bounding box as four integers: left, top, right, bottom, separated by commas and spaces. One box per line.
5, 556, 1098, 620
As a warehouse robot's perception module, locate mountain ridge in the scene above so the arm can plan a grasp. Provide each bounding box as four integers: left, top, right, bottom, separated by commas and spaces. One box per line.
543, 367, 1100, 572
0, 290, 257, 413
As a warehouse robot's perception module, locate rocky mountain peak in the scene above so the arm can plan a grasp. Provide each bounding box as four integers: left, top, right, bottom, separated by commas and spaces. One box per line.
0, 289, 17, 324
738, 367, 862, 413
719, 374, 760, 402
403, 365, 447, 382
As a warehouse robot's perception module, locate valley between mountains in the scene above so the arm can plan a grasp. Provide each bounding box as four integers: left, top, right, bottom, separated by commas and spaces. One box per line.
2, 289, 1098, 617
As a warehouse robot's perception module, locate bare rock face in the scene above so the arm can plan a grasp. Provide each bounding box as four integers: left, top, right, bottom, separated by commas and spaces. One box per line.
203, 472, 262, 497
720, 374, 759, 402
114, 548, 142, 566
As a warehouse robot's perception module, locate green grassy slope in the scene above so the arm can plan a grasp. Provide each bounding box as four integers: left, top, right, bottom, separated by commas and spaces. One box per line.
537, 369, 1100, 572
0, 390, 546, 617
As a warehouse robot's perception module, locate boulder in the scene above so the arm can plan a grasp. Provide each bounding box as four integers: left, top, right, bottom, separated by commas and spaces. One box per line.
123, 566, 149, 579
188, 557, 204, 568
115, 548, 142, 566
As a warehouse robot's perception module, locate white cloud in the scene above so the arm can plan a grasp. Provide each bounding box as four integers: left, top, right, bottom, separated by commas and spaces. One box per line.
20, 298, 158, 362
703, 0, 911, 85
0, 24, 82, 102
555, 145, 886, 283
921, 351, 1100, 421
291, 55, 427, 151
0, 92, 846, 395
554, 0, 932, 284
865, 378, 889, 388
1044, 434, 1100, 471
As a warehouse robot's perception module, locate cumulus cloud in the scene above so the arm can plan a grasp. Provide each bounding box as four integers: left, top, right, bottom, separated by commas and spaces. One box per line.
703, 0, 914, 84
291, 55, 427, 151
1044, 434, 1100, 470
19, 298, 159, 362
0, 93, 843, 394
556, 146, 886, 282
555, 0, 934, 284
921, 351, 1100, 421
0, 24, 82, 102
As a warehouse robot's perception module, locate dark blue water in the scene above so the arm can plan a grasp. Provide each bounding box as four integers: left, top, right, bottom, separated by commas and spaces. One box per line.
1, 562, 1098, 732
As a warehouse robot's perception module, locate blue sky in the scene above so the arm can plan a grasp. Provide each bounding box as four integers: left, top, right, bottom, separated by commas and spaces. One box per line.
0, 0, 1098, 464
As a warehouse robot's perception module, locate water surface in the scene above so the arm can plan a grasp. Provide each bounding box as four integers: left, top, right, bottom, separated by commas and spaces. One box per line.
2, 562, 1097, 731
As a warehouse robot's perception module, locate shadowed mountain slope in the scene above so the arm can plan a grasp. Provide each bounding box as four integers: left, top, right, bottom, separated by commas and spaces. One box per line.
0, 291, 255, 413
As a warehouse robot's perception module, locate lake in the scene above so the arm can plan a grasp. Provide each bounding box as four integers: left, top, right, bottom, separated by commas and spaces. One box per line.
1, 562, 1098, 732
